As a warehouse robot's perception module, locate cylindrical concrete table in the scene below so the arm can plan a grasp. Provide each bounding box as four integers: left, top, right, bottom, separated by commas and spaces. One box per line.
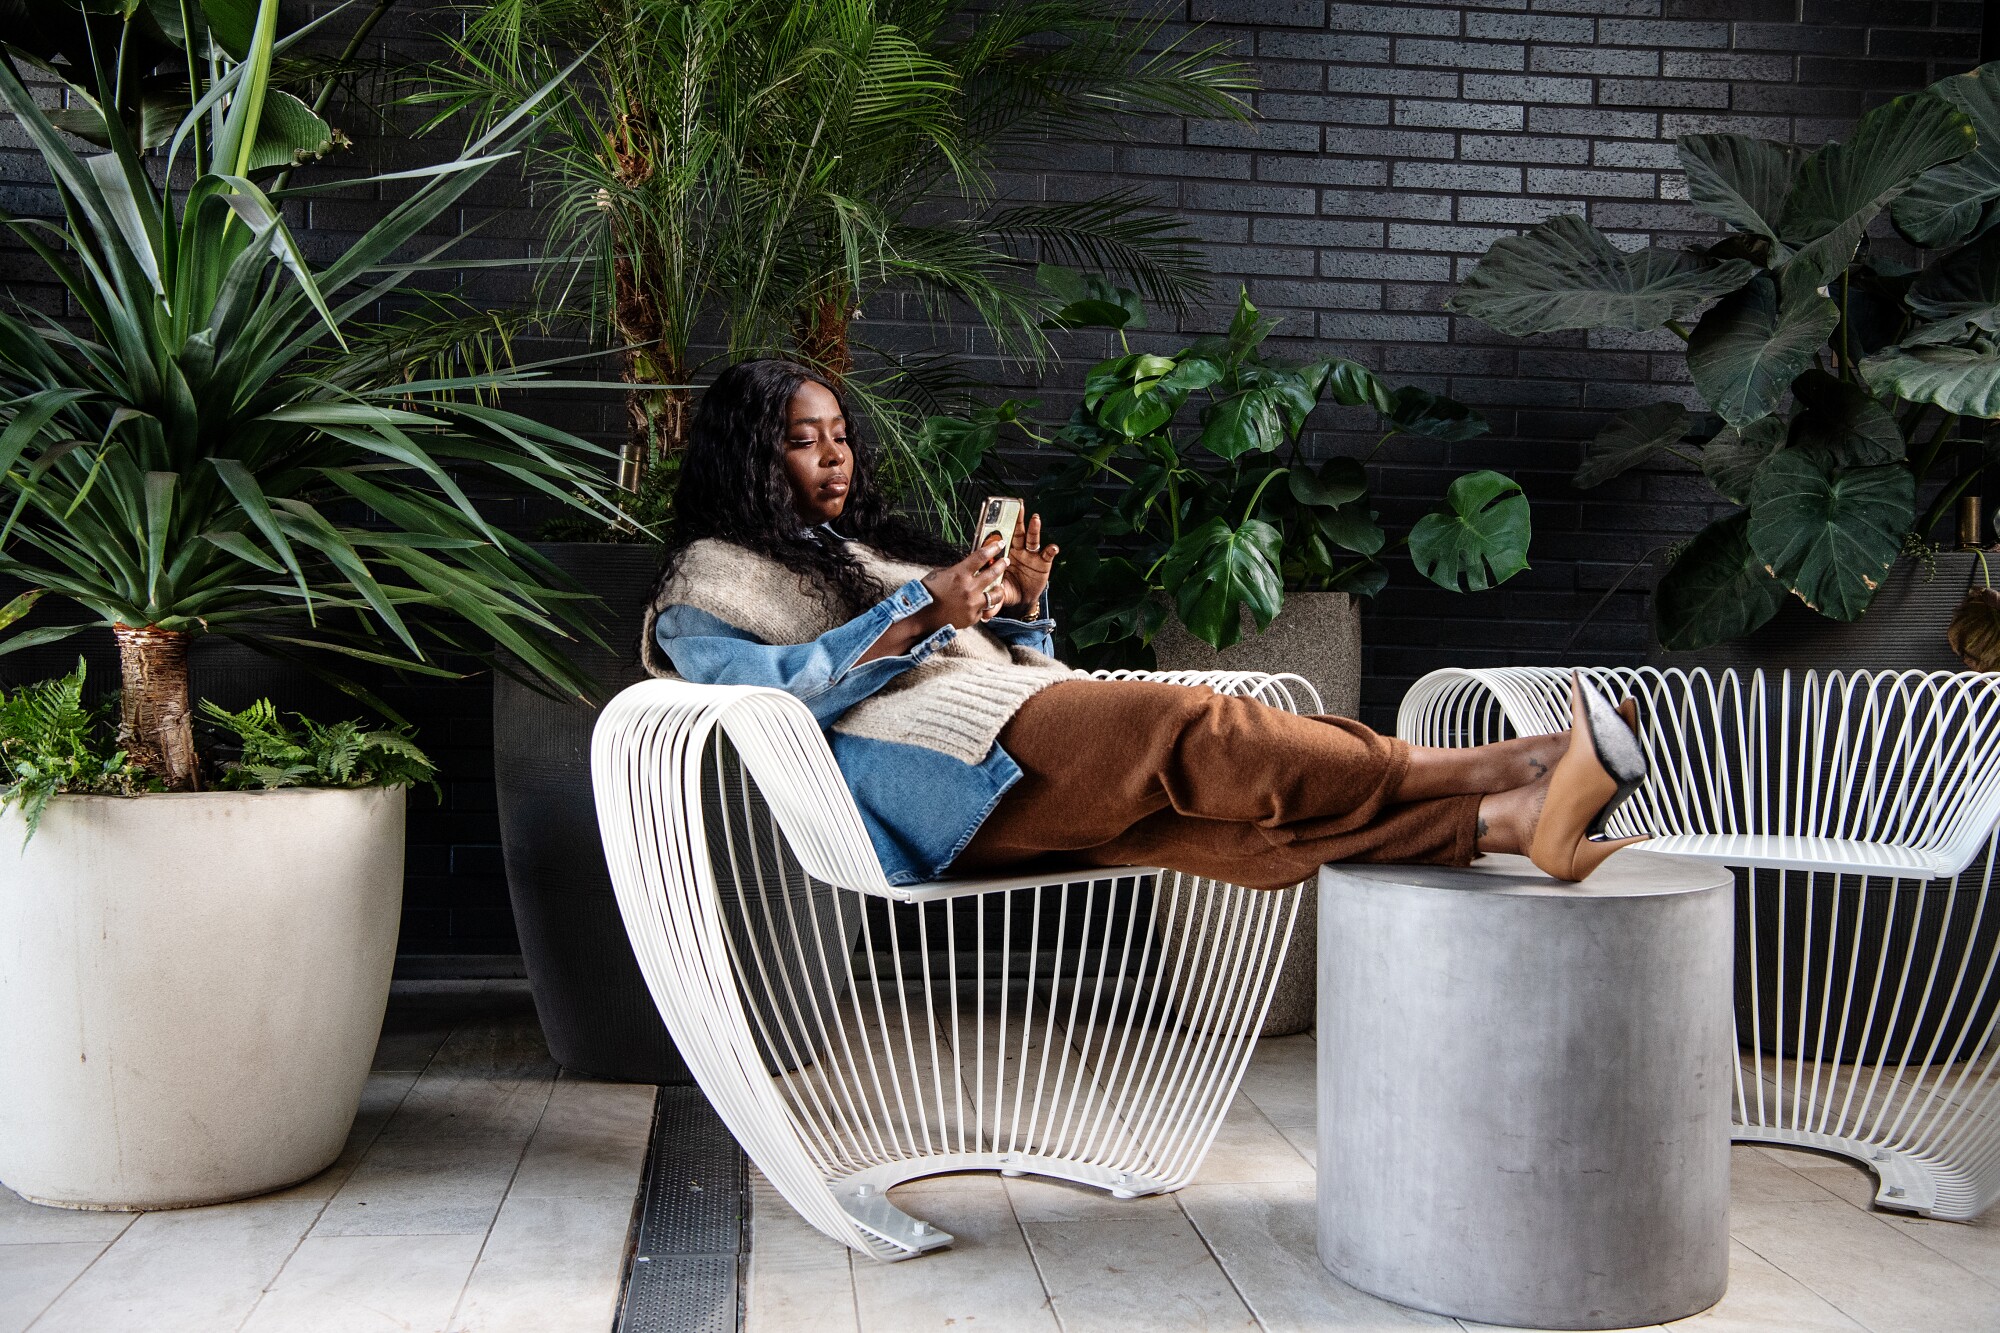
1317, 851, 1733, 1330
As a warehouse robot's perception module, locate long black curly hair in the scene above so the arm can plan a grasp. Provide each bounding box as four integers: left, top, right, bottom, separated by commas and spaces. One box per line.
652, 359, 958, 615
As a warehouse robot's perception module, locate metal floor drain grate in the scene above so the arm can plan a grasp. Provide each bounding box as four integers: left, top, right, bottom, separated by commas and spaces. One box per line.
614, 1086, 749, 1333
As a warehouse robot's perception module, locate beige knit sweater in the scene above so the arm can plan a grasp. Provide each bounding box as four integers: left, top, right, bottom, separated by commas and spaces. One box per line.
643, 538, 1079, 765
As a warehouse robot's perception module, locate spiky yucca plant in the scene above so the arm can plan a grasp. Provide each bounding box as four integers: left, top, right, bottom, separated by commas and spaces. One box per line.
0, 0, 626, 791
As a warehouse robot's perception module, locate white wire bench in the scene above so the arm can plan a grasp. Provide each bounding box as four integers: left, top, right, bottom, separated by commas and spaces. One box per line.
1399, 666, 2000, 1221
591, 669, 1316, 1260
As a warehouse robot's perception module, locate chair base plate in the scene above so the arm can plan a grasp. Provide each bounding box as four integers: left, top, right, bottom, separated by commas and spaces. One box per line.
833, 1154, 1172, 1258
1734, 1126, 1964, 1218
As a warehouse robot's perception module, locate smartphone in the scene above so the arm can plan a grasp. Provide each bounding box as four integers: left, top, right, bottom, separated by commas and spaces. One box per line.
975, 495, 1024, 556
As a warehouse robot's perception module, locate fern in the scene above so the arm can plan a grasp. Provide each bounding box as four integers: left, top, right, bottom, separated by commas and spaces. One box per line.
200, 700, 438, 796
0, 660, 153, 841
2, 665, 438, 844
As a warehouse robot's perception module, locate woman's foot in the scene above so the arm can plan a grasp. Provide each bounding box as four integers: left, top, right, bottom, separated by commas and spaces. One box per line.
1474, 765, 1552, 857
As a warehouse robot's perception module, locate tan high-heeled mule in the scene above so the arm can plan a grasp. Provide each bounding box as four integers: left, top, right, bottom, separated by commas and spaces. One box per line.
1528, 671, 1649, 881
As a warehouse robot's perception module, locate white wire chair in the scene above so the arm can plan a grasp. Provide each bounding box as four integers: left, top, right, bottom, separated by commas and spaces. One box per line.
591, 670, 1315, 1260
1400, 666, 2000, 1221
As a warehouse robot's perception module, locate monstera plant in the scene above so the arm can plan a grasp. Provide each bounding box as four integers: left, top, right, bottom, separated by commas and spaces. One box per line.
1451, 63, 2000, 651
928, 277, 1525, 661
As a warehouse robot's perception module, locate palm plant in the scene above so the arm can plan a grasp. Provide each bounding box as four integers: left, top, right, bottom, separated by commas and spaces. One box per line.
427, 0, 1253, 518
1450, 64, 2000, 651
0, 0, 624, 790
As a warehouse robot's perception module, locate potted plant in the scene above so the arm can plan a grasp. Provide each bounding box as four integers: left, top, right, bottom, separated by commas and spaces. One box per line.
0, 0, 619, 1209
2, 666, 438, 1209
929, 280, 1524, 704
423, 0, 1255, 1080
924, 281, 1526, 1035
1448, 62, 2000, 671
1451, 63, 2000, 1062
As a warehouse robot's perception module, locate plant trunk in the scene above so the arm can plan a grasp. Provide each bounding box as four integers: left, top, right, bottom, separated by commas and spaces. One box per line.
798, 290, 853, 383
611, 252, 689, 493
114, 625, 198, 791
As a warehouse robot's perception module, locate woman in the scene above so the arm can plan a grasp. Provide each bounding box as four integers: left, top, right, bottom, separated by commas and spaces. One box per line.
643, 359, 1646, 891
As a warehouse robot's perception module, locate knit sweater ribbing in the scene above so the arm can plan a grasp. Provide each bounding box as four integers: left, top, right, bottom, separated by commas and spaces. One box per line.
644, 537, 1078, 765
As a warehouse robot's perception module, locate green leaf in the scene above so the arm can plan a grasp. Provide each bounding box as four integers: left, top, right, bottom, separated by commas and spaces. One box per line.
196, 0, 260, 59
1686, 273, 1840, 426
0, 622, 92, 659
1701, 415, 1787, 504
1576, 402, 1690, 489
1165, 358, 1225, 396
83, 153, 164, 293
1200, 386, 1295, 459
1314, 502, 1385, 556
1787, 368, 1905, 466
1447, 213, 1756, 335
1779, 89, 1975, 289
917, 399, 1030, 481
214, 0, 282, 178
1068, 595, 1168, 650
1287, 457, 1369, 509
1905, 226, 2000, 337
1894, 63, 2000, 249
1408, 470, 1532, 592
1386, 384, 1489, 440
1654, 512, 1787, 651
1323, 360, 1397, 415
0, 589, 40, 632
1329, 561, 1389, 597
1037, 264, 1146, 330
1222, 289, 1277, 361
246, 90, 342, 174
1678, 133, 1799, 246
1861, 343, 2000, 417
1747, 451, 1915, 620
1157, 515, 1284, 649
1083, 353, 1186, 437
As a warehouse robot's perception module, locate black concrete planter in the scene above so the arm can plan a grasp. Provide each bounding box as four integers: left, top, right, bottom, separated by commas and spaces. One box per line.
492, 541, 692, 1084
1651, 553, 1995, 1063
1648, 552, 1976, 677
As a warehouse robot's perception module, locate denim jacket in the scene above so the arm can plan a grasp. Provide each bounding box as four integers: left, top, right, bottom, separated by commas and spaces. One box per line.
653, 579, 1058, 886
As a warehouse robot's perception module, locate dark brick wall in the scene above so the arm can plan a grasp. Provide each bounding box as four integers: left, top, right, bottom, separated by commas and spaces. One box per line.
0, 1, 1980, 955
962, 0, 1982, 720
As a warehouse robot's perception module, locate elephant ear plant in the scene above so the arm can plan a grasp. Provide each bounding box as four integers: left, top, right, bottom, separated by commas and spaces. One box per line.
1450, 63, 2000, 651
0, 0, 623, 791
927, 277, 1528, 662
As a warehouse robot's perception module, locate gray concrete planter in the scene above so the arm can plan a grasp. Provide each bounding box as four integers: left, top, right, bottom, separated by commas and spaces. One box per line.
1153, 590, 1363, 1037
0, 787, 404, 1210
1152, 589, 1363, 718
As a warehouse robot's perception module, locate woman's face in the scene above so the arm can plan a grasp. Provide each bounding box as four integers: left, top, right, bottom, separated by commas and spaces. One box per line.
781, 379, 851, 525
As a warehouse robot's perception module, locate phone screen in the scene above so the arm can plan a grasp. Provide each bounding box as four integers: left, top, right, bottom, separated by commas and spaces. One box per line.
975, 496, 1023, 554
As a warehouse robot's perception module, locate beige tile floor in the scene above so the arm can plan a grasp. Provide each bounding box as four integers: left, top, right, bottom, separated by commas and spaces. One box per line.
748, 1033, 2000, 1333
11, 988, 1997, 1333
0, 981, 656, 1333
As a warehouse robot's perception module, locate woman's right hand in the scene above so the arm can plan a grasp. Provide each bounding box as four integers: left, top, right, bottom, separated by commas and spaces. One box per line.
921, 538, 1009, 631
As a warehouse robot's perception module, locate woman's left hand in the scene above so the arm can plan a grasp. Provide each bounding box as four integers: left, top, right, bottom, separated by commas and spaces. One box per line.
998, 513, 1059, 616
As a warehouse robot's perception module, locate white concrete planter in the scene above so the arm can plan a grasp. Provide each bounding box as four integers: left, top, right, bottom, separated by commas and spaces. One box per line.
0, 787, 405, 1210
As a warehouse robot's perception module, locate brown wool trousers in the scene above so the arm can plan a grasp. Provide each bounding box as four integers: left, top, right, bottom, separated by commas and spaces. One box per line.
955, 678, 1483, 893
